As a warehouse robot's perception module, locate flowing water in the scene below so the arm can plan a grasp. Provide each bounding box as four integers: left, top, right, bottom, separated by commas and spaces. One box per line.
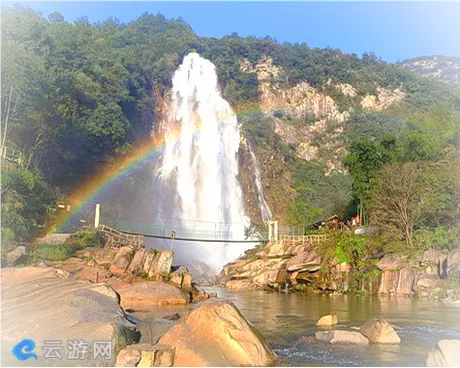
247, 141, 273, 223
134, 289, 460, 367
151, 53, 253, 270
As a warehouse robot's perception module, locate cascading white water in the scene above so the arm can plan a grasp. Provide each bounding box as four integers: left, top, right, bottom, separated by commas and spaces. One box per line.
153, 53, 251, 269
247, 142, 273, 223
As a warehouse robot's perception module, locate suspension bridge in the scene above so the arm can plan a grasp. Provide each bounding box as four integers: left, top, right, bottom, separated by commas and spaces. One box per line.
59, 203, 327, 246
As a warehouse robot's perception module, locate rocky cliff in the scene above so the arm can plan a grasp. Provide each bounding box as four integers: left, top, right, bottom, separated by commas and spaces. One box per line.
400, 56, 460, 85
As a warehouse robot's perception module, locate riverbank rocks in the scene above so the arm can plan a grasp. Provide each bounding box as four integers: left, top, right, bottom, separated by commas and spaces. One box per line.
316, 314, 338, 327
425, 339, 460, 367
1, 267, 140, 366
5, 245, 27, 266
158, 299, 277, 366
115, 343, 175, 367
118, 281, 188, 308
170, 265, 192, 291
359, 319, 401, 344
286, 250, 322, 272
315, 330, 369, 345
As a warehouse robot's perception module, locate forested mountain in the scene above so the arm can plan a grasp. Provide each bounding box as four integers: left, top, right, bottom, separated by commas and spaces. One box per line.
400, 56, 460, 85
2, 6, 460, 258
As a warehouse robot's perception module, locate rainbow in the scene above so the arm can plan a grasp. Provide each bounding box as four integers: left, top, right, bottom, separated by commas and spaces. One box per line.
51, 104, 262, 233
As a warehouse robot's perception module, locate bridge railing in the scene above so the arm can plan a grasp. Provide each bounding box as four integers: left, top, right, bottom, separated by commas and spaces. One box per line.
99, 224, 144, 247
278, 234, 327, 244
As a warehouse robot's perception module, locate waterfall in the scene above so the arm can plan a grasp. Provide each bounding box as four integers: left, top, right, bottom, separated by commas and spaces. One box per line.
152, 53, 251, 269
247, 142, 273, 223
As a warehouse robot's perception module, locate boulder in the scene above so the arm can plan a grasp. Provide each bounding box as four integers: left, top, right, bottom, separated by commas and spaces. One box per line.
190, 284, 210, 303
377, 255, 405, 271
359, 319, 401, 344
315, 330, 369, 345
158, 299, 276, 366
115, 343, 175, 367
286, 250, 322, 272
142, 251, 157, 274
316, 314, 338, 327
111, 246, 137, 275
5, 246, 27, 266
127, 248, 148, 275
170, 265, 192, 291
396, 268, 418, 294
421, 249, 447, 277
425, 339, 460, 367
118, 281, 188, 308
378, 270, 400, 294
1, 267, 140, 366
414, 274, 443, 293
446, 249, 460, 281
149, 251, 174, 277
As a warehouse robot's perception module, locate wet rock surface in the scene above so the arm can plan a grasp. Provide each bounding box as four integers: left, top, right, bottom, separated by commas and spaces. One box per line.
359, 318, 401, 344
315, 330, 370, 345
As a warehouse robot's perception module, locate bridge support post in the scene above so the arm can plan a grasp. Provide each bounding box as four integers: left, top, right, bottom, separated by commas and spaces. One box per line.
94, 203, 101, 228
268, 221, 279, 242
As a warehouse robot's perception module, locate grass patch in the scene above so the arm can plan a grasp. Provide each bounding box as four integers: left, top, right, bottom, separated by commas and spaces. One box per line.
32, 244, 74, 261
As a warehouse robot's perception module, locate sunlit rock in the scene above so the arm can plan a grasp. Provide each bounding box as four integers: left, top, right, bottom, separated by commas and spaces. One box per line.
360, 319, 401, 344
158, 299, 277, 366
426, 339, 460, 367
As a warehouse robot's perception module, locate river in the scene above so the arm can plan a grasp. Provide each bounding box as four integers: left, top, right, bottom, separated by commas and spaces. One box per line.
132, 288, 460, 366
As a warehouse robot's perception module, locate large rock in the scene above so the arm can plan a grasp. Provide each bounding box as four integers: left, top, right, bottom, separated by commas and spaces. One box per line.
149, 250, 174, 277
378, 270, 400, 294
377, 255, 406, 271
396, 268, 418, 294
359, 319, 401, 344
286, 250, 322, 272
421, 249, 447, 277
118, 281, 188, 308
111, 246, 136, 275
446, 249, 460, 281
414, 274, 443, 293
127, 247, 148, 275
5, 245, 27, 266
425, 339, 460, 367
170, 265, 192, 291
1, 267, 140, 366
315, 330, 369, 345
316, 314, 338, 327
115, 343, 175, 367
158, 299, 277, 366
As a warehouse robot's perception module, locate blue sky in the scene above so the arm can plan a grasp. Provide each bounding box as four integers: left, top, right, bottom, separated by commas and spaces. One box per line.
6, 1, 460, 62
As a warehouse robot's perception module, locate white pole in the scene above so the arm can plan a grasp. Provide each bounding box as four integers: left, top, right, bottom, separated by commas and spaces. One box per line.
94, 203, 101, 228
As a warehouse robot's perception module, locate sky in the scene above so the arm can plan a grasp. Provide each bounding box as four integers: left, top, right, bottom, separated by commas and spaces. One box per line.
5, 1, 460, 63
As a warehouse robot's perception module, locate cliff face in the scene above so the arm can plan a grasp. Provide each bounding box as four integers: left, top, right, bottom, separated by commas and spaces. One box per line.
237, 56, 406, 223
400, 56, 460, 85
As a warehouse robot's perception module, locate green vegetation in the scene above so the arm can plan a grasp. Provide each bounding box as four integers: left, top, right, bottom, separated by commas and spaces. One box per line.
31, 244, 74, 261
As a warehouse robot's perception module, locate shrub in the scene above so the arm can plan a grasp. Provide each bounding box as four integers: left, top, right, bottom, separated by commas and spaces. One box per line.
32, 244, 74, 261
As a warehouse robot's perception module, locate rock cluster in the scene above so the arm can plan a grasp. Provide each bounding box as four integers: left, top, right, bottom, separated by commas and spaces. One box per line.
220, 239, 460, 300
